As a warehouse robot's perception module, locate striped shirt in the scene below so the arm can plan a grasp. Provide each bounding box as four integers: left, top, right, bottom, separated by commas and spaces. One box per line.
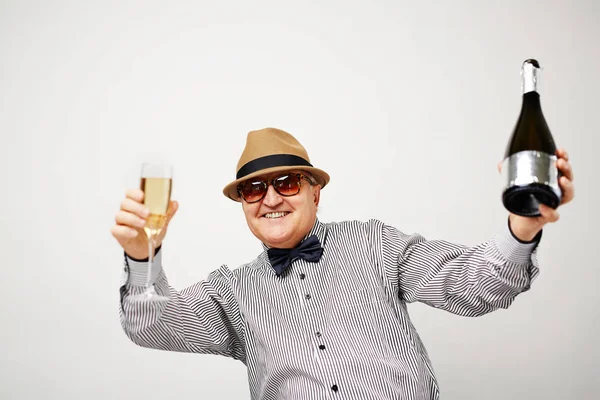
119, 218, 540, 399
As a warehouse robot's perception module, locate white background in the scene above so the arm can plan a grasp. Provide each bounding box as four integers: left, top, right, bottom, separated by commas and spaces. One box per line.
2, 0, 598, 399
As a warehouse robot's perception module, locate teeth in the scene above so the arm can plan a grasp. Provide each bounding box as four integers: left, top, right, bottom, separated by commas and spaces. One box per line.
264, 212, 288, 219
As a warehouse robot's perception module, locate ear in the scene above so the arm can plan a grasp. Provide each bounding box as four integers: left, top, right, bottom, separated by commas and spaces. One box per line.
312, 185, 321, 207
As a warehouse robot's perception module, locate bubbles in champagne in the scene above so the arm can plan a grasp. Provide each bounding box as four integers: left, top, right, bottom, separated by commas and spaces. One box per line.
144, 214, 168, 237
141, 177, 172, 237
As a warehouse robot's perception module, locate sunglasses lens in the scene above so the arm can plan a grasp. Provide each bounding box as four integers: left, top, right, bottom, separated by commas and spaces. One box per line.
273, 175, 302, 196
240, 180, 267, 203
239, 174, 304, 202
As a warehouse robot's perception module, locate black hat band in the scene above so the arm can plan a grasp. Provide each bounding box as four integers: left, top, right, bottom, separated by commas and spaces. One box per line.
236, 154, 313, 180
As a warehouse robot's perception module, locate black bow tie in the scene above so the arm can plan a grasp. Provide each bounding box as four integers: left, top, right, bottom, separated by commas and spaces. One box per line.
267, 235, 324, 276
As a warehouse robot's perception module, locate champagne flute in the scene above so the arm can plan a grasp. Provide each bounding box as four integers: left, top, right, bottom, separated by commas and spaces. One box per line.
129, 163, 173, 303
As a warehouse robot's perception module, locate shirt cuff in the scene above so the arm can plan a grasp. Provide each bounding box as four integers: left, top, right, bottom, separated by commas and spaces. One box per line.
493, 218, 542, 265
125, 248, 163, 286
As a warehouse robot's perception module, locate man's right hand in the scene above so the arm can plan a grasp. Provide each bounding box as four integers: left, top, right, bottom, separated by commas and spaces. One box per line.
110, 188, 179, 260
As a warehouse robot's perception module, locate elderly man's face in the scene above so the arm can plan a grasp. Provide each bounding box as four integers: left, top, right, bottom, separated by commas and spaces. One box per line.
241, 170, 321, 249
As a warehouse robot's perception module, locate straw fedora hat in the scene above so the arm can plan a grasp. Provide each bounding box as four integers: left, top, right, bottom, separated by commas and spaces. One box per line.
223, 127, 330, 201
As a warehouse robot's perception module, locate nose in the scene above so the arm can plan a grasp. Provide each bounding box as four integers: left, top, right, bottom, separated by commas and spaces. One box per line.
262, 184, 283, 207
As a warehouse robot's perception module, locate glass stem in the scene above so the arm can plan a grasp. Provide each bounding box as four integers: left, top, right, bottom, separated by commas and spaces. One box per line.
145, 235, 155, 290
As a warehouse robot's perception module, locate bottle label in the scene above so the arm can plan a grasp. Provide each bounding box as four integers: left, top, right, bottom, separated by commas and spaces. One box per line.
502, 150, 562, 199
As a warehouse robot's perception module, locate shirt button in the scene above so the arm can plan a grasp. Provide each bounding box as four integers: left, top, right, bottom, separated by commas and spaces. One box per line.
319, 344, 326, 350
305, 294, 311, 300
316, 331, 322, 337
331, 385, 338, 392
299, 273, 306, 279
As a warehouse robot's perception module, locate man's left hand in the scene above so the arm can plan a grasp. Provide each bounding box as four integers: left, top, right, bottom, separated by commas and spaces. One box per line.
498, 148, 575, 242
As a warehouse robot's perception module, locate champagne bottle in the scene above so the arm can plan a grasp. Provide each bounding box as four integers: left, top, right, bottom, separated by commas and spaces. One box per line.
501, 59, 562, 217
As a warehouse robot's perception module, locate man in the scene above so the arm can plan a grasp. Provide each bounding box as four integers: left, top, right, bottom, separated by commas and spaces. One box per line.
112, 127, 575, 399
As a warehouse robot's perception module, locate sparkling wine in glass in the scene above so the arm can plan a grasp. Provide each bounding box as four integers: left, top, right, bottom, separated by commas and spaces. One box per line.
129, 163, 172, 303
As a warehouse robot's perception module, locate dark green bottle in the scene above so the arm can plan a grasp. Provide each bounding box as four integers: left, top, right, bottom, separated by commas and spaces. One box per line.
501, 59, 562, 217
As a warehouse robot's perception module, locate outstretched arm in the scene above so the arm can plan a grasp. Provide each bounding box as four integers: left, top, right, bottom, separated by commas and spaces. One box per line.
382, 219, 540, 317
119, 251, 246, 363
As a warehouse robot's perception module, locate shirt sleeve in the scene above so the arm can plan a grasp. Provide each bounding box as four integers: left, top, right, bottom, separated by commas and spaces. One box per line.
381, 218, 541, 317
118, 249, 247, 363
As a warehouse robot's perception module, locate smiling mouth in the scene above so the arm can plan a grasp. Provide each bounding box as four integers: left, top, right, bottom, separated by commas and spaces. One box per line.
263, 211, 290, 219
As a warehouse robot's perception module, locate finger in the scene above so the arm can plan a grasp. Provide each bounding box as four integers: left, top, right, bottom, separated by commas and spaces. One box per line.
120, 197, 150, 218
556, 148, 569, 162
126, 188, 144, 202
115, 210, 147, 229
539, 204, 560, 223
497, 161, 502, 173
165, 200, 179, 224
110, 224, 139, 240
556, 158, 573, 181
559, 176, 575, 204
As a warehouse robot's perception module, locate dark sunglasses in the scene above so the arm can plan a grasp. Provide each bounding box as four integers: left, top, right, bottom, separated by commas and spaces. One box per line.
237, 173, 314, 203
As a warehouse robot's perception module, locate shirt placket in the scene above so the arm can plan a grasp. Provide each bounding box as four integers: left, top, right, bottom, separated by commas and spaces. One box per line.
294, 259, 341, 399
